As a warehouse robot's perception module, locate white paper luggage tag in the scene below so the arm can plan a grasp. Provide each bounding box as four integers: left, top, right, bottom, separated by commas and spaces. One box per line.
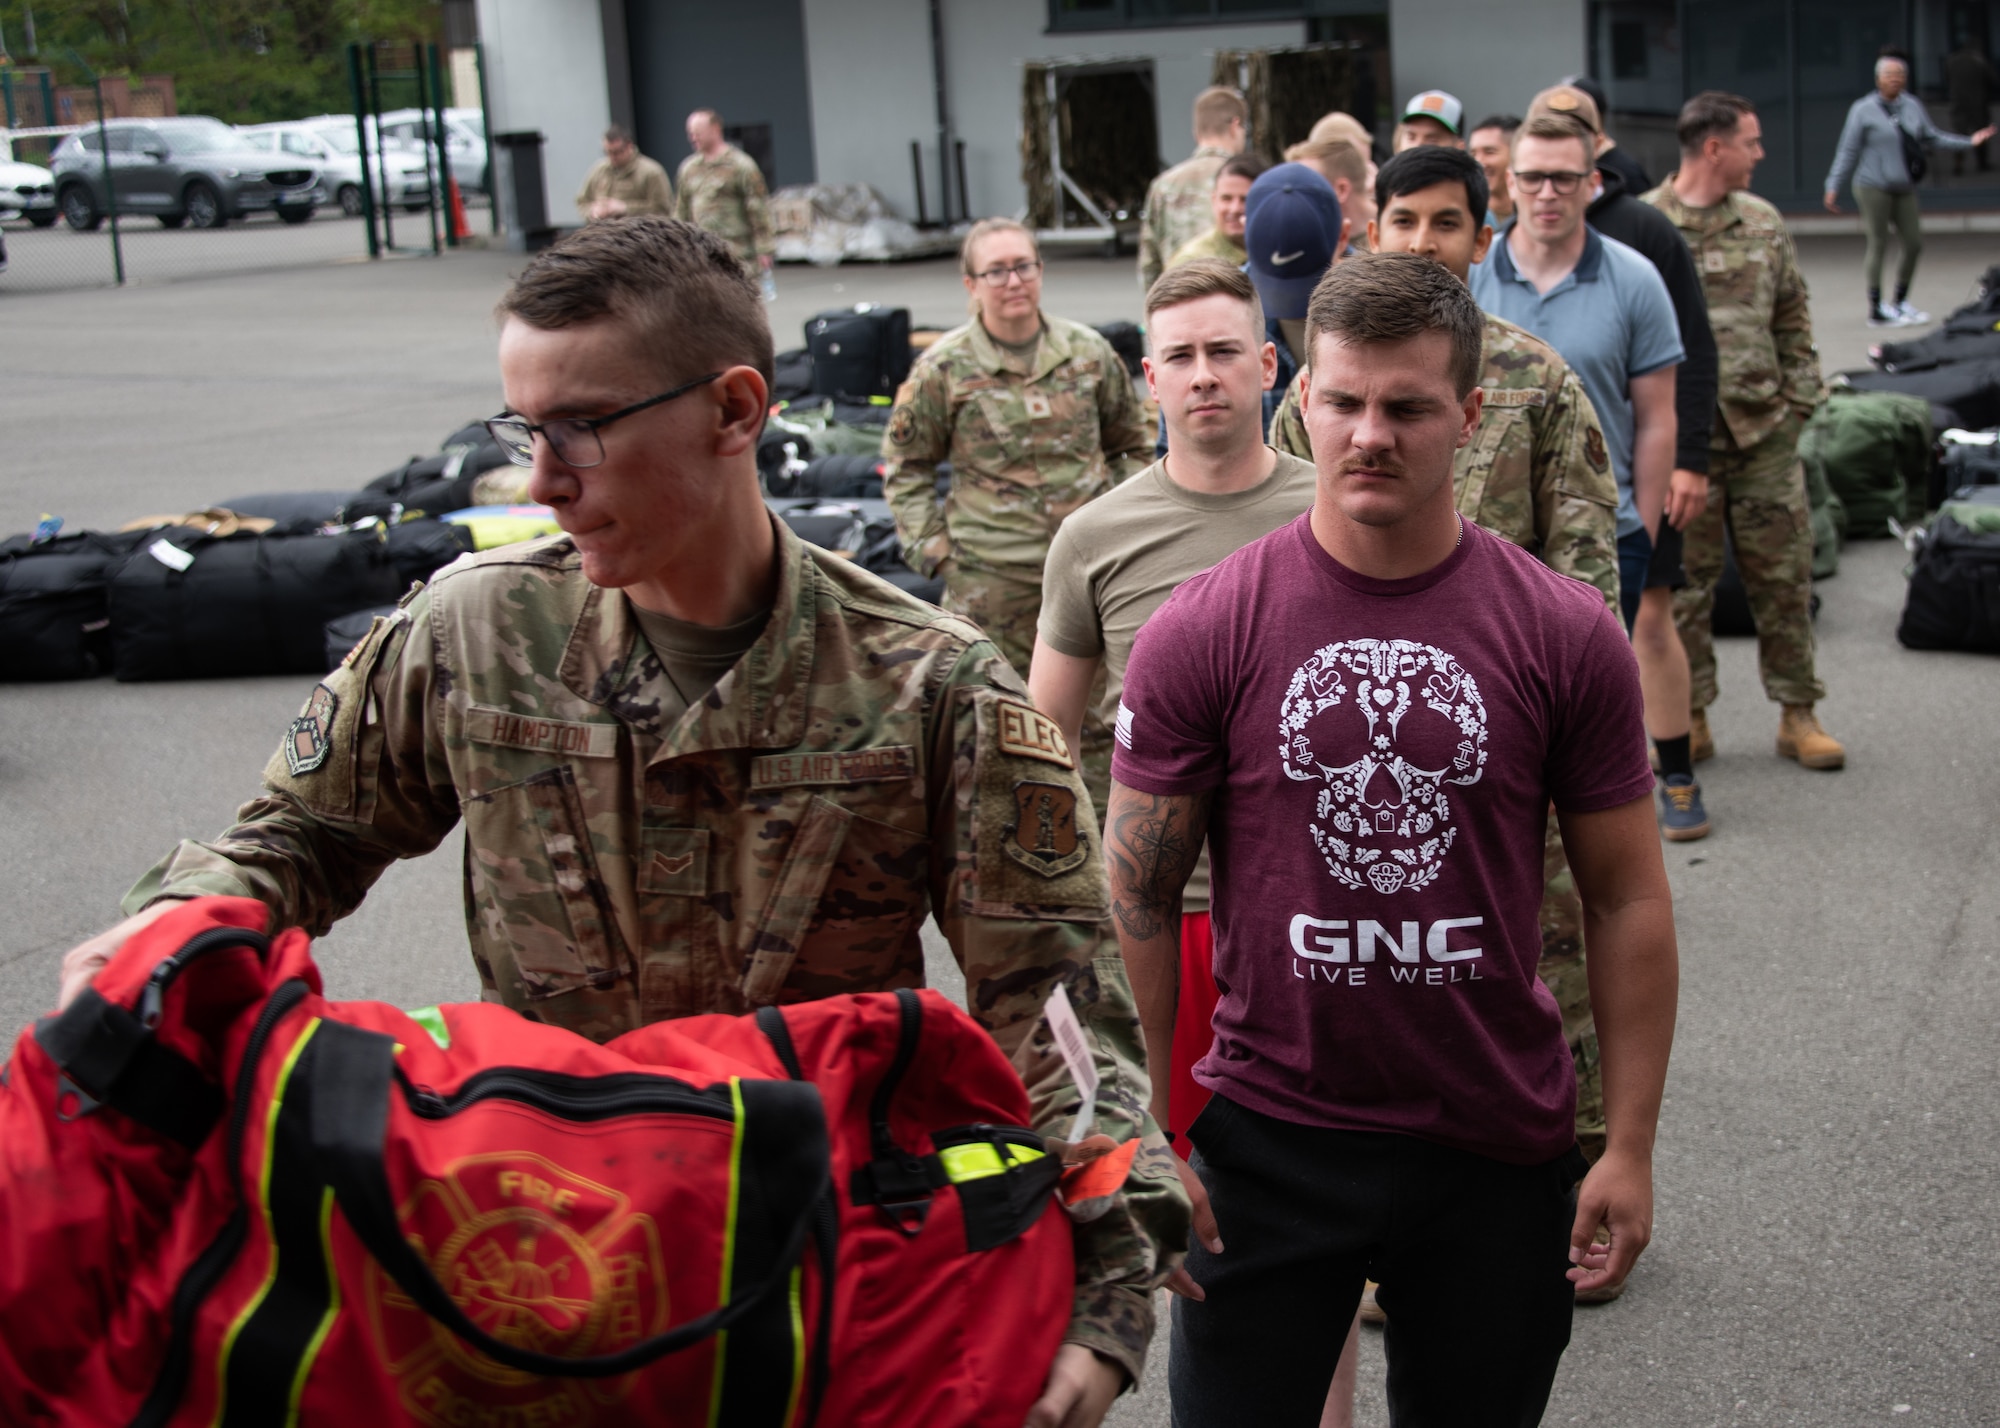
149, 539, 195, 572
1044, 982, 1099, 1142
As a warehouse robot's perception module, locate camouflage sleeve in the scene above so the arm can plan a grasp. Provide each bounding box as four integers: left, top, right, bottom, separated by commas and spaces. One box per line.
881, 360, 955, 576
1532, 370, 1621, 609
1268, 374, 1312, 460
741, 162, 774, 259
574, 160, 602, 217
673, 168, 693, 223
120, 591, 463, 928
1772, 229, 1825, 417
643, 165, 674, 218
926, 643, 1191, 1386
1093, 335, 1156, 477
1138, 180, 1167, 293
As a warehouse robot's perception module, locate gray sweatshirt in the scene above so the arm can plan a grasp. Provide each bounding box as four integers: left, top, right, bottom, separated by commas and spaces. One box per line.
1826, 92, 1977, 195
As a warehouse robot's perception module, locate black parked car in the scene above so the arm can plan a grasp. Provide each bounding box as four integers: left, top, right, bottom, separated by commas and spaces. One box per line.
51, 117, 324, 230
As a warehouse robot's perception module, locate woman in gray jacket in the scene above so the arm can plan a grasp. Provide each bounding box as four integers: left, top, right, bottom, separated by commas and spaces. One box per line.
1824, 53, 1995, 327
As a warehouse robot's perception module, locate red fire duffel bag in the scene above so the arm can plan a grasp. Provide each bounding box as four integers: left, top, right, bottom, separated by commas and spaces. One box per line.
0, 897, 1073, 1427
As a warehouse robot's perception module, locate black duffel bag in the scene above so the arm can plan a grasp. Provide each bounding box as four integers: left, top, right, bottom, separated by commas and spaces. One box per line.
385, 518, 477, 588
806, 305, 911, 401
1933, 431, 2000, 507
324, 604, 401, 671
1837, 360, 2000, 434
792, 454, 884, 499
108, 526, 406, 681
364, 437, 513, 518
1898, 493, 2000, 653
0, 530, 147, 682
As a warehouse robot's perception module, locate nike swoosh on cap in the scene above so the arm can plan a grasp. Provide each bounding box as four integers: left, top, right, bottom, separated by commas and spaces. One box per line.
1272, 249, 1304, 265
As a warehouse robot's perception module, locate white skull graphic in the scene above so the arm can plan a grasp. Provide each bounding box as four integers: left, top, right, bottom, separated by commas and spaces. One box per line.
1278, 639, 1488, 894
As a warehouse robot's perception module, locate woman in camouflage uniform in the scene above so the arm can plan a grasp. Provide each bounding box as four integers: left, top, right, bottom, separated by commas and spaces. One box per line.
882, 219, 1153, 810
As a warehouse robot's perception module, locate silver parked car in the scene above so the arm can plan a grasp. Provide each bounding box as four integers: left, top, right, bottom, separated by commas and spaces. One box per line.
376, 108, 487, 195
51, 116, 324, 230
237, 120, 432, 217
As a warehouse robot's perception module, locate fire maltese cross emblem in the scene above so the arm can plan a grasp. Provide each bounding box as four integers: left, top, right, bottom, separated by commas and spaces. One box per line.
1278, 638, 1488, 895
365, 1153, 668, 1426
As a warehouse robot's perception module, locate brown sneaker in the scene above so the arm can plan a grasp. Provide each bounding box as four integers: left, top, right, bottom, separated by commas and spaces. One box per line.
1689, 707, 1714, 763
1359, 1280, 1385, 1326
1776, 704, 1845, 770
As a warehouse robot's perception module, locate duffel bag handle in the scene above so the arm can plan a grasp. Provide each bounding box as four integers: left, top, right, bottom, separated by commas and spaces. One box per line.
303, 1019, 831, 1381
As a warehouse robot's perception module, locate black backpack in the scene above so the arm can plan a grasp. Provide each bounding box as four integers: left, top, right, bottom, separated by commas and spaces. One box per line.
805, 305, 912, 401
0, 530, 147, 681
1897, 491, 2000, 653
1837, 360, 2000, 434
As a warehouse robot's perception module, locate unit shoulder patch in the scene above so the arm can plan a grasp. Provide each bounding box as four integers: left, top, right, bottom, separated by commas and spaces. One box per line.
1005, 780, 1087, 878
285, 684, 339, 777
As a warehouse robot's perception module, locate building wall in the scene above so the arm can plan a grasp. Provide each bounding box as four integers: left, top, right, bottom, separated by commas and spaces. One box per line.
475, 0, 613, 220
1389, 0, 1587, 133
627, 0, 819, 190
802, 0, 1304, 222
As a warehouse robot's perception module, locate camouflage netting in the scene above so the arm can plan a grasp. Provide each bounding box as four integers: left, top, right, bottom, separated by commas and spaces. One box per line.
1212, 45, 1361, 164
1021, 61, 1159, 228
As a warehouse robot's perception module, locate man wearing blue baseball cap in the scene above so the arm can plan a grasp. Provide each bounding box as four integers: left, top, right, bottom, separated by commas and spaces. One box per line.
1243, 162, 1347, 433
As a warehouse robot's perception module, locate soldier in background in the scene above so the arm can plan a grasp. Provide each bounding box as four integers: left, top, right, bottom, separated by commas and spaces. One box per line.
575, 125, 674, 222
1282, 136, 1376, 247
676, 109, 774, 279
1467, 114, 1520, 223
1645, 92, 1846, 772
1165, 152, 1269, 270
1268, 151, 1621, 1241
1394, 89, 1466, 151
60, 217, 1187, 1425
1139, 87, 1248, 292
882, 218, 1154, 812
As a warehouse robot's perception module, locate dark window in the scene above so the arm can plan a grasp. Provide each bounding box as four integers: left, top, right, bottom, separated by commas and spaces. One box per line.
1611, 19, 1649, 77
1051, 0, 1308, 29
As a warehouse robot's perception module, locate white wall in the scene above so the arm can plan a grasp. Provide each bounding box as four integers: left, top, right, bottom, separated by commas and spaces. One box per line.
475, 0, 613, 223
801, 0, 1304, 222
1389, 0, 1586, 135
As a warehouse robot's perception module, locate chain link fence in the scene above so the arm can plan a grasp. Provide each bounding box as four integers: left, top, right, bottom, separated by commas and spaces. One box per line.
0, 44, 488, 297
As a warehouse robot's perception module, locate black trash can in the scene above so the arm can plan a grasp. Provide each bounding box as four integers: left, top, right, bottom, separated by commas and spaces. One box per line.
493, 130, 556, 252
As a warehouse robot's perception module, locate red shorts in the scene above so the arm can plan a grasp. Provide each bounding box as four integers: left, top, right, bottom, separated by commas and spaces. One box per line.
1169, 910, 1219, 1143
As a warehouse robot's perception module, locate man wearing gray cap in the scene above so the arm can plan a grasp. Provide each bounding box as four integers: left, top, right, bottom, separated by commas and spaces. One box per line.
1396, 89, 1466, 151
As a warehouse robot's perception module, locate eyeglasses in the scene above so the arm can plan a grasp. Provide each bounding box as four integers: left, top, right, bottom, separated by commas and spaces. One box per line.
485, 372, 722, 469
970, 260, 1043, 286
1510, 170, 1592, 195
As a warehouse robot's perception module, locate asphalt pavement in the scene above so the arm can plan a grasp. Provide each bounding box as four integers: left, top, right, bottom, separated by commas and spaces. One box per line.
2, 232, 1997, 1426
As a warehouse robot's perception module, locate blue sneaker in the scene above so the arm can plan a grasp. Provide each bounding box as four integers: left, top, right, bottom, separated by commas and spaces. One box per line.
1659, 775, 1711, 842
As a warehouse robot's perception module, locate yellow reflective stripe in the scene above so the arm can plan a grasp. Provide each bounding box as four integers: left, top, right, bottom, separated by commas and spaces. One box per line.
282, 1187, 342, 1426
707, 1076, 748, 1428
937, 1140, 1046, 1184
210, 1017, 323, 1428
782, 1263, 806, 1428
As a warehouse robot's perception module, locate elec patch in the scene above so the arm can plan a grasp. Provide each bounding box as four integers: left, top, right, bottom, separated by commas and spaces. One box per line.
996, 700, 1072, 768
285, 684, 339, 776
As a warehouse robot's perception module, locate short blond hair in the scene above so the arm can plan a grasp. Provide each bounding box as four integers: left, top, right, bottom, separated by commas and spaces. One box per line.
1283, 136, 1369, 189
1144, 257, 1265, 333
960, 216, 1038, 275
1511, 111, 1596, 169
1193, 86, 1248, 141
1308, 111, 1373, 152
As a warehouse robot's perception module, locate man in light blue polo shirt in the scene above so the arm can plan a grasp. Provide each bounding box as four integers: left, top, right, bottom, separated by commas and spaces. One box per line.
1469, 111, 1706, 841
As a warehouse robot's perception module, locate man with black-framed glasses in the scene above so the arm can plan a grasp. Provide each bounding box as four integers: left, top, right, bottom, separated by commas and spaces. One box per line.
60, 216, 1189, 1427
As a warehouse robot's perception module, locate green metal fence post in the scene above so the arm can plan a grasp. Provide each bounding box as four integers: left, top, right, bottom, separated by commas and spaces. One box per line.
347, 42, 381, 258
416, 42, 442, 255
367, 42, 396, 253
90, 72, 123, 284
427, 42, 456, 249
476, 41, 498, 235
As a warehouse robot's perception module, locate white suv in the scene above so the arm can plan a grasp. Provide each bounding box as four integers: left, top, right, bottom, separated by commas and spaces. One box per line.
237, 120, 433, 217
375, 108, 487, 196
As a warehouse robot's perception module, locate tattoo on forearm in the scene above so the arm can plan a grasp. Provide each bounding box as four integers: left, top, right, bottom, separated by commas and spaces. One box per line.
1106, 790, 1209, 943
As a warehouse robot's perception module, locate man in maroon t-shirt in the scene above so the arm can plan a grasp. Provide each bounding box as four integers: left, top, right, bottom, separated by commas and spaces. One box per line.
1109, 252, 1678, 1425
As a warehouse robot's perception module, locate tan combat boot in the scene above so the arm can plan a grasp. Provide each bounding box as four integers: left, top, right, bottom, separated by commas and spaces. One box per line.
1777, 704, 1845, 770
1689, 707, 1714, 763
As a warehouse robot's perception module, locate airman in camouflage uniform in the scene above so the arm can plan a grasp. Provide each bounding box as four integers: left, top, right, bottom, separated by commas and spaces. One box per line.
1642, 178, 1833, 744
120, 518, 1189, 1384
675, 144, 774, 272
1140, 145, 1234, 294
882, 311, 1155, 814
1271, 309, 1620, 1157
1167, 225, 1247, 271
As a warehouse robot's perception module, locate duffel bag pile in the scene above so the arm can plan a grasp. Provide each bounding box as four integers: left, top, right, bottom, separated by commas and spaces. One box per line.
0, 898, 1074, 1427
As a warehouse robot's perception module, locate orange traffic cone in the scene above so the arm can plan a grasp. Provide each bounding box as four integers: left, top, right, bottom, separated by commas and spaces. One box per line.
447, 175, 471, 241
